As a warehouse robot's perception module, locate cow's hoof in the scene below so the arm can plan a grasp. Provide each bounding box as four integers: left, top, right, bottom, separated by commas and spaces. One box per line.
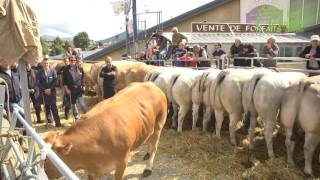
303, 171, 313, 179
143, 153, 150, 160
142, 169, 152, 177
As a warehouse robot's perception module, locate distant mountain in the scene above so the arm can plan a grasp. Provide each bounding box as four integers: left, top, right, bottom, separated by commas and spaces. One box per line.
41, 35, 73, 42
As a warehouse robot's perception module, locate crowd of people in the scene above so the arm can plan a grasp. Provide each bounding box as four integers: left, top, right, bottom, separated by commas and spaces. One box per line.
1, 32, 319, 130
139, 27, 320, 72
0, 48, 118, 129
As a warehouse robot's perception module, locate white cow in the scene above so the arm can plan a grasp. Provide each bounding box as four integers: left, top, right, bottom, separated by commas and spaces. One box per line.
242, 71, 306, 159
210, 68, 272, 145
191, 69, 221, 131
168, 69, 203, 132
280, 76, 320, 176
145, 67, 193, 99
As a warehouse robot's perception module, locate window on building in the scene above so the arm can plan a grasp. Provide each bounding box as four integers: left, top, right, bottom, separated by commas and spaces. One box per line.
296, 46, 304, 57
290, 0, 303, 31
285, 47, 293, 57
303, 0, 318, 27
279, 46, 285, 57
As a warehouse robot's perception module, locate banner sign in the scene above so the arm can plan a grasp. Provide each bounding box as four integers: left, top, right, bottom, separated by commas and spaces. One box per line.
191, 23, 287, 33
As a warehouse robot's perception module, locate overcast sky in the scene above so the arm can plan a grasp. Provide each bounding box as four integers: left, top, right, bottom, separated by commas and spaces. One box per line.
26, 0, 213, 41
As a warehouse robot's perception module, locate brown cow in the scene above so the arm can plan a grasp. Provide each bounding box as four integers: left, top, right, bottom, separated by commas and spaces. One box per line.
43, 82, 167, 180
90, 60, 144, 100
125, 64, 158, 86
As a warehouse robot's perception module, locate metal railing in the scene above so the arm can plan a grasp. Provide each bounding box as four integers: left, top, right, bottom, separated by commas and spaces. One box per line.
0, 104, 79, 180
0, 58, 80, 180
135, 56, 320, 73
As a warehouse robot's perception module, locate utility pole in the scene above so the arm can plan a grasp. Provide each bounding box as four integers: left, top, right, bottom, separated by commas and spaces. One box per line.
132, 0, 138, 59
124, 0, 131, 58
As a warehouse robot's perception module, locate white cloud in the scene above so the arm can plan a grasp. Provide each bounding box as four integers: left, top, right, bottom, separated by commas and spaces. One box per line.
26, 0, 213, 40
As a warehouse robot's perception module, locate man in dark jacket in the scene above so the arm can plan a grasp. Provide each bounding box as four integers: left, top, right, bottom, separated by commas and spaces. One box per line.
156, 30, 171, 61
228, 37, 244, 66
37, 58, 61, 127
27, 63, 42, 123
300, 35, 320, 76
211, 43, 226, 69
99, 56, 117, 99
57, 57, 70, 119
0, 61, 26, 147
0, 61, 22, 119
63, 56, 88, 120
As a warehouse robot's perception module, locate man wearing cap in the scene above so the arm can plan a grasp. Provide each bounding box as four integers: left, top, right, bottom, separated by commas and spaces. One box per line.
300, 35, 320, 76
261, 36, 279, 67
228, 37, 244, 66
37, 57, 62, 127
63, 55, 88, 120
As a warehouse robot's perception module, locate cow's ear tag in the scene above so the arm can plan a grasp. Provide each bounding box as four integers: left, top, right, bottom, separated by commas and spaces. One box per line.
62, 143, 73, 155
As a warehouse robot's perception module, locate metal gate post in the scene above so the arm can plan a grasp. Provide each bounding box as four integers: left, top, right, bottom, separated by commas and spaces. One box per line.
0, 85, 6, 136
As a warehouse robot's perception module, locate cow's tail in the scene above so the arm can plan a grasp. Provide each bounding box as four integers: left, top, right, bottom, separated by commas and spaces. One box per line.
144, 72, 152, 82
167, 74, 180, 103
144, 71, 161, 82
210, 70, 229, 109
242, 73, 265, 115
198, 71, 210, 101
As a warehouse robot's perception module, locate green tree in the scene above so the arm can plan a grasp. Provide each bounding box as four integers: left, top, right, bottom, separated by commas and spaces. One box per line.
40, 37, 49, 55
53, 36, 64, 46
50, 36, 65, 56
73, 32, 90, 50
51, 45, 64, 56
64, 40, 71, 49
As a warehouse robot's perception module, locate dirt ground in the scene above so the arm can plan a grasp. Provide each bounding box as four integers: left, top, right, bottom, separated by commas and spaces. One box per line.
32, 89, 320, 180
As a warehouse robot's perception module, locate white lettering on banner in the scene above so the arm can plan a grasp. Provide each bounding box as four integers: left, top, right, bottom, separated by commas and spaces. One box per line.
196, 25, 202, 32
203, 24, 208, 32
191, 22, 287, 33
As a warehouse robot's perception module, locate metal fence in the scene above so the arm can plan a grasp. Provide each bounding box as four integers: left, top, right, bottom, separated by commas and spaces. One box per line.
0, 96, 79, 180
135, 56, 320, 74
0, 59, 79, 180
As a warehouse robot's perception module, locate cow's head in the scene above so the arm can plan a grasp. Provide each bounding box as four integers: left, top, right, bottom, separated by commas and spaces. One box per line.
42, 131, 74, 179
43, 131, 73, 155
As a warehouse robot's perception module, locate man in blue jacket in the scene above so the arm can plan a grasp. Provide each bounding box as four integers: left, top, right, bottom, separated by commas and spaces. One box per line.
37, 57, 61, 127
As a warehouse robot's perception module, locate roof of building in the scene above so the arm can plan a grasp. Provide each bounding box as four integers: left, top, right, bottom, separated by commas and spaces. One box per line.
85, 0, 233, 60
51, 48, 104, 60
162, 32, 310, 44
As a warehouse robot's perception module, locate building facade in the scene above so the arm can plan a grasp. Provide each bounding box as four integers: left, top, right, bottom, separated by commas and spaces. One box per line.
86, 0, 313, 61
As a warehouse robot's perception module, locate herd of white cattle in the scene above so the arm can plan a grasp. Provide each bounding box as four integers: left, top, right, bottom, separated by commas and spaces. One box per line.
86, 60, 320, 176
144, 66, 320, 177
